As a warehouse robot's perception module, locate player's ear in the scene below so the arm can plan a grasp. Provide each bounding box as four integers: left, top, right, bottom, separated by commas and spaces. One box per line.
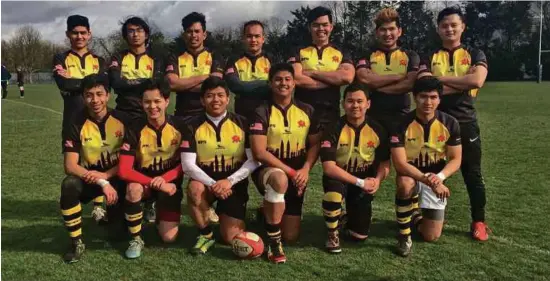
397, 27, 403, 37
65, 31, 70, 38
365, 98, 371, 110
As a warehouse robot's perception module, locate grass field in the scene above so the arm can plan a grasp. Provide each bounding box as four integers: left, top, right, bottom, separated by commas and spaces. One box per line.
2, 82, 550, 281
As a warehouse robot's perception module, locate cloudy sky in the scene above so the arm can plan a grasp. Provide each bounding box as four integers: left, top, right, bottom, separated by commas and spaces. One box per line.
1, 1, 320, 43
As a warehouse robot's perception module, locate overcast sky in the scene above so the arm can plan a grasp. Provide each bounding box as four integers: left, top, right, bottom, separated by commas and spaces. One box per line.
1, 1, 320, 43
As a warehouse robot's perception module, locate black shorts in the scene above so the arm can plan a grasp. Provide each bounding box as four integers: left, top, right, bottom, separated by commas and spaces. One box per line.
17, 81, 24, 87
214, 180, 249, 220
143, 179, 184, 222
75, 177, 126, 204
252, 166, 305, 216
323, 176, 374, 236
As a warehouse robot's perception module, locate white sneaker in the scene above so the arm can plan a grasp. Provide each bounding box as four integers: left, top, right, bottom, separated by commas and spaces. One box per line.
91, 206, 107, 224
207, 208, 219, 223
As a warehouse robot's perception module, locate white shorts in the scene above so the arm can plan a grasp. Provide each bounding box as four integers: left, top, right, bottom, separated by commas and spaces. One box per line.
416, 182, 447, 210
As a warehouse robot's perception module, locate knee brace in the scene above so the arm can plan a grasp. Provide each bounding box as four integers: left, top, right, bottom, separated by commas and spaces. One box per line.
264, 183, 285, 203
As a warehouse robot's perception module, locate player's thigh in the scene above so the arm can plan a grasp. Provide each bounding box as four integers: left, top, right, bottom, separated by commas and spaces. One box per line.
419, 209, 445, 242
396, 175, 416, 198
217, 182, 248, 244
219, 214, 245, 244
345, 185, 374, 237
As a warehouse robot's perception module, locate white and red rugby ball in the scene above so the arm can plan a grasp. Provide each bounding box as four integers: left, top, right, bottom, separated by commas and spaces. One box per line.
231, 231, 264, 259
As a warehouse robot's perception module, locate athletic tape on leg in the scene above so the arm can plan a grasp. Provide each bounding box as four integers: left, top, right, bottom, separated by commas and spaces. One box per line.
264, 184, 285, 203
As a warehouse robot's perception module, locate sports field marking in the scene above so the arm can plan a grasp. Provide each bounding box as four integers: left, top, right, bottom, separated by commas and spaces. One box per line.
2, 99, 62, 116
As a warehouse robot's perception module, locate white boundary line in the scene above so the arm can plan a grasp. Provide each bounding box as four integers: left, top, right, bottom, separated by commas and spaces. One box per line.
2, 99, 62, 116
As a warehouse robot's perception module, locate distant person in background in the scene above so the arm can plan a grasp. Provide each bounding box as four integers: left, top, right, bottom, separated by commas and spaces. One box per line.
16, 67, 24, 98
1, 64, 11, 99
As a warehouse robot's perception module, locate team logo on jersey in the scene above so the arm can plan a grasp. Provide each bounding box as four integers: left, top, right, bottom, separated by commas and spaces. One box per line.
461, 58, 470, 65
146, 65, 152, 70
84, 137, 92, 142
367, 141, 375, 148
232, 135, 241, 143
391, 136, 399, 143
400, 59, 407, 66
205, 59, 212, 66
321, 141, 331, 148
93, 65, 99, 70
64, 140, 74, 148
198, 140, 206, 145
437, 135, 446, 142
166, 65, 174, 72
298, 120, 306, 128
115, 130, 123, 138
171, 139, 179, 146
250, 123, 263, 131
332, 56, 340, 63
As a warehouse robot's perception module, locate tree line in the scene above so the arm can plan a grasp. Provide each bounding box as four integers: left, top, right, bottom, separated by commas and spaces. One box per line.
2, 1, 549, 82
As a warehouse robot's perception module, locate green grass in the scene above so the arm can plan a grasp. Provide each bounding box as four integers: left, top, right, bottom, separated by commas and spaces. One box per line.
2, 82, 550, 281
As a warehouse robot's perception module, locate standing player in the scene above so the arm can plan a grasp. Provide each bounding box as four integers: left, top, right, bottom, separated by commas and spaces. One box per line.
288, 6, 355, 130
355, 8, 419, 133
60, 74, 128, 263
225, 20, 272, 120
320, 84, 390, 254
182, 77, 260, 255
391, 77, 462, 257
419, 7, 489, 241
249, 63, 321, 264
117, 79, 184, 259
166, 12, 224, 118
53, 15, 108, 223
109, 16, 164, 120
1, 64, 11, 99
16, 67, 24, 98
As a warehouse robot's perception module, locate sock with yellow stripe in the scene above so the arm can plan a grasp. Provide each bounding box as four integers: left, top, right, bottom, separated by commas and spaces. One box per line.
199, 225, 213, 239
92, 196, 104, 208
322, 191, 343, 233
265, 222, 282, 245
125, 200, 143, 238
61, 203, 83, 241
411, 193, 423, 231
395, 197, 413, 238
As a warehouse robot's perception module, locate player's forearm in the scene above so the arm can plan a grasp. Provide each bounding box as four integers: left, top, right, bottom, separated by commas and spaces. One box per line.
377, 73, 416, 94
294, 73, 330, 89
110, 72, 147, 92
442, 85, 462, 95
104, 166, 118, 179
167, 74, 207, 91
322, 161, 358, 186
375, 160, 390, 181
181, 152, 217, 186
160, 164, 183, 183
55, 76, 83, 92
439, 75, 483, 91
302, 144, 320, 171
356, 72, 403, 89
118, 154, 153, 185
227, 150, 261, 185
64, 163, 89, 179
309, 70, 354, 86
439, 154, 462, 180
226, 75, 269, 97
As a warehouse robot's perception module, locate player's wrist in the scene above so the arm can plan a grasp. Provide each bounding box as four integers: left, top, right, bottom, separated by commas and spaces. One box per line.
436, 172, 446, 181
97, 179, 110, 188
287, 168, 297, 178
355, 178, 365, 188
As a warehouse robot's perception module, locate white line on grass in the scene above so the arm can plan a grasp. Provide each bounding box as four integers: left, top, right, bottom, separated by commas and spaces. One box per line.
2, 99, 62, 116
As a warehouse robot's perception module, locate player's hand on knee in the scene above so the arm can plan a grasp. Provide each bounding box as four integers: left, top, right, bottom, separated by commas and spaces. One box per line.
212, 179, 232, 199
294, 168, 309, 188
102, 184, 118, 205
432, 184, 450, 199
150, 177, 166, 190
424, 173, 442, 188
364, 178, 380, 194
160, 183, 177, 196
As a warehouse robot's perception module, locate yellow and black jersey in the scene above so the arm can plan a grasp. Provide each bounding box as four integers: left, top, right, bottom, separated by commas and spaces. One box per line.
180, 112, 249, 180
356, 47, 419, 116
320, 116, 390, 178
108, 49, 164, 118
119, 115, 184, 177
62, 108, 129, 171
420, 45, 488, 123
53, 50, 106, 96
390, 111, 461, 173
288, 44, 353, 106
165, 48, 224, 116
249, 100, 320, 169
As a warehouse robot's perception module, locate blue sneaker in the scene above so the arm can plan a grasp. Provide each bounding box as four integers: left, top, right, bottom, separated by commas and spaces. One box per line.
125, 237, 144, 259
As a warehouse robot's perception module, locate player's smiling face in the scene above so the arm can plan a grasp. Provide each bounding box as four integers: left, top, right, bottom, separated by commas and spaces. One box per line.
142, 89, 168, 121
415, 91, 440, 116
83, 85, 109, 116
67, 26, 91, 50
438, 14, 465, 43
343, 90, 369, 120
270, 70, 295, 99
243, 24, 264, 55
183, 22, 206, 50
310, 15, 333, 43
201, 86, 229, 117
126, 24, 148, 48
376, 21, 402, 49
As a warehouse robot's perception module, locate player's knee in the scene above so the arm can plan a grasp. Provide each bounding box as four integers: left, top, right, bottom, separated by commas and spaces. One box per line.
422, 232, 441, 242
396, 176, 415, 199
220, 229, 240, 245
267, 171, 288, 193
160, 230, 178, 243
187, 181, 206, 206
126, 183, 143, 202
60, 175, 82, 198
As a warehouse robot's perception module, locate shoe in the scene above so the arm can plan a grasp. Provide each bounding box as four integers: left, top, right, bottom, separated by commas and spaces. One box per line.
125, 236, 145, 259
397, 235, 412, 257
19, 96, 24, 99
190, 235, 215, 255
91, 206, 107, 224
63, 239, 85, 263
471, 222, 490, 241
207, 207, 219, 224
267, 241, 287, 264
325, 231, 342, 254
143, 201, 156, 223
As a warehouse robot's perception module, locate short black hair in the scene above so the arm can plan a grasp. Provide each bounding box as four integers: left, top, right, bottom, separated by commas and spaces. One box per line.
67, 15, 90, 31
413, 76, 443, 97
307, 6, 333, 25
82, 74, 109, 93
343, 83, 369, 100
200, 76, 229, 97
121, 16, 150, 44
243, 20, 264, 34
268, 63, 295, 81
182, 12, 206, 31
142, 78, 170, 99
437, 6, 465, 24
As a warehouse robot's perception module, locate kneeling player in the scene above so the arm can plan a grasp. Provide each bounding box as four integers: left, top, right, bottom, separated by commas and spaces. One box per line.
118, 79, 184, 259
320, 84, 390, 253
181, 77, 260, 255
391, 77, 462, 257
250, 63, 321, 263
60, 74, 128, 263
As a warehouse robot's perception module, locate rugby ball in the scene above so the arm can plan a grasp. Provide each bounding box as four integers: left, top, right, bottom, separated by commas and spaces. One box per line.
231, 231, 264, 259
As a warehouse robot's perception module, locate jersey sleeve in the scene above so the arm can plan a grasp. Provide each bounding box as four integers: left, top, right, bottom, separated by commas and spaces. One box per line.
52, 53, 82, 92
418, 52, 433, 74
211, 52, 224, 74
120, 123, 141, 156
224, 55, 238, 75
340, 47, 354, 65
249, 105, 269, 135
372, 121, 390, 161
165, 53, 179, 76
446, 116, 462, 146
62, 117, 82, 153
319, 122, 339, 162
286, 47, 301, 64
237, 115, 251, 149
308, 106, 321, 136
355, 50, 372, 70
470, 48, 488, 69
406, 50, 420, 73
179, 122, 197, 154
389, 121, 407, 148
